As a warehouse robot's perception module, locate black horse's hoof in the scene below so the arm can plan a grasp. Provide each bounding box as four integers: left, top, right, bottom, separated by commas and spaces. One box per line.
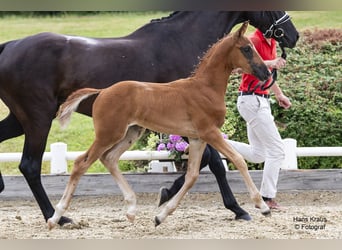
154, 216, 161, 227
58, 216, 73, 226
235, 213, 252, 221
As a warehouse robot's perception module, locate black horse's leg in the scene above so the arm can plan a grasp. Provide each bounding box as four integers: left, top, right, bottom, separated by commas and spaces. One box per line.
157, 146, 212, 206
17, 117, 72, 226
0, 113, 25, 193
206, 145, 251, 220
0, 112, 24, 140
0, 172, 4, 193
158, 145, 251, 220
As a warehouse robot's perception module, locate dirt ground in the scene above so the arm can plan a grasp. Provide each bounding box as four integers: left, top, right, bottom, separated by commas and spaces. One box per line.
1, 191, 341, 239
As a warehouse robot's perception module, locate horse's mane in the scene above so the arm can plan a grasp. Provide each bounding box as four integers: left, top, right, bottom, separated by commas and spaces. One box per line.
191, 33, 234, 76
150, 11, 180, 23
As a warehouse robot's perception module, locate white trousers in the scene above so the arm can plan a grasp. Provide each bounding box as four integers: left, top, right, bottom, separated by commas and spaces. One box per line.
228, 95, 285, 199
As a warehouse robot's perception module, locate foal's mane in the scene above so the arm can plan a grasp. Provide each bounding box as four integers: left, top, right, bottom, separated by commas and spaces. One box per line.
191, 33, 235, 76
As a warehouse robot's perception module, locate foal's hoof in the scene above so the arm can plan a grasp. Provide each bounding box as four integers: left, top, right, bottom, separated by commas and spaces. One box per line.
154, 216, 162, 227
47, 219, 57, 230
126, 213, 135, 223
235, 213, 252, 221
58, 216, 73, 226
261, 209, 272, 217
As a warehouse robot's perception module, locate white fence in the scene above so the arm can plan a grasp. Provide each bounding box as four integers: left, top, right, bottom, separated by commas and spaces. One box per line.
0, 138, 341, 174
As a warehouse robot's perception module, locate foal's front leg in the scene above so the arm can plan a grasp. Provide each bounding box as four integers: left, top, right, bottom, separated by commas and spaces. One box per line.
204, 130, 270, 216
155, 138, 207, 226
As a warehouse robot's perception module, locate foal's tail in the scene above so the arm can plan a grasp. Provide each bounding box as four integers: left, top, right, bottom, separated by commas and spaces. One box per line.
57, 88, 101, 129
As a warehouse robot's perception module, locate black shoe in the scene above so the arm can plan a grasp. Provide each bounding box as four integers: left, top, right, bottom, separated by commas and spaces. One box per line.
157, 187, 170, 207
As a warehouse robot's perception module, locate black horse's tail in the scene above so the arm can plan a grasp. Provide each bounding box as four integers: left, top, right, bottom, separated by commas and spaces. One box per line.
57, 88, 101, 129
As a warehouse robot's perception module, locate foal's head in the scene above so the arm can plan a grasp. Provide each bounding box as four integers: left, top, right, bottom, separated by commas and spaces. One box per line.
229, 22, 270, 81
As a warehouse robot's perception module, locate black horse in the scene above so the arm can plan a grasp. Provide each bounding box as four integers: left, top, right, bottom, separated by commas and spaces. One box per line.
0, 11, 298, 225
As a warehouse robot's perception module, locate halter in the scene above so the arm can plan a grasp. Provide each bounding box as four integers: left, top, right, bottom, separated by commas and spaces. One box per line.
246, 13, 291, 92
263, 12, 291, 39
247, 46, 287, 92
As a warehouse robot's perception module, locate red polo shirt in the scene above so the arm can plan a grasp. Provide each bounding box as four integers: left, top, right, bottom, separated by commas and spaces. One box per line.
239, 29, 276, 95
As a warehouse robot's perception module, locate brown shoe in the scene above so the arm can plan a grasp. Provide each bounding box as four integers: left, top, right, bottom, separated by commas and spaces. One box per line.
255, 198, 286, 211
265, 199, 286, 211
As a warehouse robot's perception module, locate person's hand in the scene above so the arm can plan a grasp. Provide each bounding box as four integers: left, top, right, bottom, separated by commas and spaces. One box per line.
276, 93, 291, 109
270, 57, 286, 70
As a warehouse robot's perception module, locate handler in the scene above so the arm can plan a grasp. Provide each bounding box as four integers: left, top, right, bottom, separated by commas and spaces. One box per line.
227, 28, 290, 210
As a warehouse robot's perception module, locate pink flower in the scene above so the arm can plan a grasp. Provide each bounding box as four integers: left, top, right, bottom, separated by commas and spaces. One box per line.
167, 142, 175, 150
221, 133, 228, 140
169, 134, 182, 143
156, 134, 188, 163
157, 143, 166, 151
175, 141, 189, 152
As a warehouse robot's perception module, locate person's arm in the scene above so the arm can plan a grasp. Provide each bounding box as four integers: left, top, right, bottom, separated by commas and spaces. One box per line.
265, 56, 291, 109
270, 83, 292, 109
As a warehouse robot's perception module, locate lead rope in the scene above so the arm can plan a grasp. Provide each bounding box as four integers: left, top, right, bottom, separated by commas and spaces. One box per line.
246, 46, 286, 92
260, 46, 287, 91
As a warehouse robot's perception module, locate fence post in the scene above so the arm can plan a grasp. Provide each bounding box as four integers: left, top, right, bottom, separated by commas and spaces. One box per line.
283, 138, 298, 169
50, 142, 68, 174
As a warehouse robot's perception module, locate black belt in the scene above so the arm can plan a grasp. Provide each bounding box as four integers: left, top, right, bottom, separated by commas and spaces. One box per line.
239, 91, 270, 99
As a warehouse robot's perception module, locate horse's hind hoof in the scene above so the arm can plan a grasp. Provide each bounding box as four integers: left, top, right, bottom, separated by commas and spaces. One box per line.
154, 216, 162, 227
235, 213, 252, 221
262, 210, 272, 217
58, 216, 73, 226
126, 213, 135, 223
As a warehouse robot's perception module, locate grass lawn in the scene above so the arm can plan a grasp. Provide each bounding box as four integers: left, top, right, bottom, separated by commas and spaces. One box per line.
0, 11, 341, 174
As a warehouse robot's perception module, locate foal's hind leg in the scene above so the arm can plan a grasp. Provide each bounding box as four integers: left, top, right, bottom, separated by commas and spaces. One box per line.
155, 138, 207, 226
47, 140, 112, 229
100, 126, 145, 223
203, 129, 270, 216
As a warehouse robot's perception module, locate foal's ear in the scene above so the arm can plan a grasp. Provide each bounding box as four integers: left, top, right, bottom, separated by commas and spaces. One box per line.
237, 21, 249, 38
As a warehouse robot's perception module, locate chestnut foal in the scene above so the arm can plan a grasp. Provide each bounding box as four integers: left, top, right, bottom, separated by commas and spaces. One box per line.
48, 22, 271, 229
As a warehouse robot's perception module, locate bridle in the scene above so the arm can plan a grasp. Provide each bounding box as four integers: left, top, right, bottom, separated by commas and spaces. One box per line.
246, 45, 287, 93
263, 12, 292, 39
247, 12, 291, 92
245, 46, 287, 92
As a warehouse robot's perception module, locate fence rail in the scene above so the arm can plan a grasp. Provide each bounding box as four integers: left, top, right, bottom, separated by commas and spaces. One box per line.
0, 138, 341, 174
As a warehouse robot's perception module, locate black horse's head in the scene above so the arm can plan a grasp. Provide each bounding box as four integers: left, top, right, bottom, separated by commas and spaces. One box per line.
247, 11, 299, 49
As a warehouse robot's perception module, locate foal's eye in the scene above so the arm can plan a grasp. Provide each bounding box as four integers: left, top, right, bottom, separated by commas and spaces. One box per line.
240, 45, 253, 59
241, 46, 252, 54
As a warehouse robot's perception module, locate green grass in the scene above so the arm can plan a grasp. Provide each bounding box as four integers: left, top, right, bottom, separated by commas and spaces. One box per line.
289, 11, 342, 29
0, 12, 167, 42
0, 11, 341, 174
